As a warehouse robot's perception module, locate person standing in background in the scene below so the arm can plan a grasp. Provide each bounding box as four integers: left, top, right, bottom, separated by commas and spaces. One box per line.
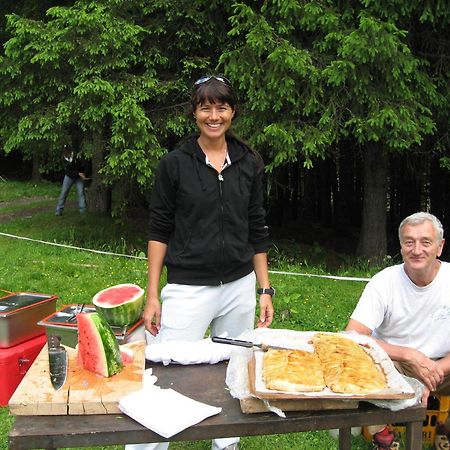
55, 145, 87, 216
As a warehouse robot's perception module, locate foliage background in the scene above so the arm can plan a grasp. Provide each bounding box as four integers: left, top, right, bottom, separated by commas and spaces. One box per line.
1, 2, 448, 446
1, 0, 449, 262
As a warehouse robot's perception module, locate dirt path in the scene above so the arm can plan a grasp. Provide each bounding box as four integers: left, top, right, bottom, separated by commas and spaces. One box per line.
0, 206, 51, 223
0, 196, 75, 224
0, 195, 53, 207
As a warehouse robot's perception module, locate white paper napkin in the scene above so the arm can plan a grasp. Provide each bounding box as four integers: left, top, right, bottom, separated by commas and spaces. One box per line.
145, 333, 232, 366
119, 384, 222, 438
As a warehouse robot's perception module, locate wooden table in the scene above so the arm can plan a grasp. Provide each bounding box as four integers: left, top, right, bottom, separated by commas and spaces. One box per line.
9, 361, 426, 450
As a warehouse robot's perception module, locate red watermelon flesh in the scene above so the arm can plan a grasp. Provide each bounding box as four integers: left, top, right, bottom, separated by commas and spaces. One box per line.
77, 312, 123, 377
120, 346, 134, 365
97, 285, 140, 305
92, 283, 144, 327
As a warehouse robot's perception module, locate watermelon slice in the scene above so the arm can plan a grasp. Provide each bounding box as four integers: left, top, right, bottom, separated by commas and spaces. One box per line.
77, 312, 123, 377
92, 283, 145, 326
120, 346, 134, 365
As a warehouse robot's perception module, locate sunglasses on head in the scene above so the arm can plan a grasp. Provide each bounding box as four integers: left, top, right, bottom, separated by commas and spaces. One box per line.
194, 75, 232, 87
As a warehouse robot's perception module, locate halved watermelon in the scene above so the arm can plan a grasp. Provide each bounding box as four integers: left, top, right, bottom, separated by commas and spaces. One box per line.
92, 283, 144, 326
77, 312, 123, 377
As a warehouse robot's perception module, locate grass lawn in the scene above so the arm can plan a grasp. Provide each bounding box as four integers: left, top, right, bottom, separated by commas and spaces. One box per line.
0, 179, 426, 449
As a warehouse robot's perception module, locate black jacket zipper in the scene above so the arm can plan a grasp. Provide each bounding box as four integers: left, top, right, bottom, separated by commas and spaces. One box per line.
218, 172, 225, 284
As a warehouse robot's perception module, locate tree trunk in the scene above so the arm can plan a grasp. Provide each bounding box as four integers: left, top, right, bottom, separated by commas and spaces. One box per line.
267, 165, 289, 227
334, 142, 362, 233
356, 142, 388, 263
31, 152, 41, 182
430, 157, 450, 261
86, 133, 111, 214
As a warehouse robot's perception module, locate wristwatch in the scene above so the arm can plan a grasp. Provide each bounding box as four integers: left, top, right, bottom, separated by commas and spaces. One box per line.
257, 287, 276, 297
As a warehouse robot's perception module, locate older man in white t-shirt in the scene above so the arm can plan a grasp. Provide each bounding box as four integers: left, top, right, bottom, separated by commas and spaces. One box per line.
347, 212, 450, 400
346, 212, 450, 448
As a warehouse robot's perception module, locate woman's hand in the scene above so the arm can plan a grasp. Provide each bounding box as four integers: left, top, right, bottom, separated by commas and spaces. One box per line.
143, 295, 161, 336
145, 240, 167, 335
257, 294, 274, 328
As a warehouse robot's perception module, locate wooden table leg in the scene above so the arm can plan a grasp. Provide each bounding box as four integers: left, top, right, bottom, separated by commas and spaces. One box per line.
338, 427, 352, 450
405, 421, 423, 450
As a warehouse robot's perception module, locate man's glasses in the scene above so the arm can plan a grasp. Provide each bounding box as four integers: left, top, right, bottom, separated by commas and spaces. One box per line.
194, 75, 232, 87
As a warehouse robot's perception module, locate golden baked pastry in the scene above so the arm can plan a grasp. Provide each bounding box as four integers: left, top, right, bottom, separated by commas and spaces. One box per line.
312, 333, 387, 394
262, 348, 326, 392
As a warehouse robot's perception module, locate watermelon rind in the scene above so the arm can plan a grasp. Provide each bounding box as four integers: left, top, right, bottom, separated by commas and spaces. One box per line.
77, 312, 123, 377
92, 283, 145, 327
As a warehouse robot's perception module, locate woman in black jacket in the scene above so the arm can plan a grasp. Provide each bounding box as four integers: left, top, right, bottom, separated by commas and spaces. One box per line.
139, 76, 274, 450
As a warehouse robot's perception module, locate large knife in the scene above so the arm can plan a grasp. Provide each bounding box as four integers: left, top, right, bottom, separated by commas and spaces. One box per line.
211, 336, 292, 351
47, 335, 68, 391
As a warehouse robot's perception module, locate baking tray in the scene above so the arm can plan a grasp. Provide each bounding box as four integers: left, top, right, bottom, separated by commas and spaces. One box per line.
38, 304, 145, 348
0, 292, 58, 348
248, 331, 415, 401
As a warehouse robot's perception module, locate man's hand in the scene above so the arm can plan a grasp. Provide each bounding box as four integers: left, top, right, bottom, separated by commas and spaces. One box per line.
143, 296, 161, 336
421, 385, 430, 405
257, 295, 273, 328
404, 348, 444, 392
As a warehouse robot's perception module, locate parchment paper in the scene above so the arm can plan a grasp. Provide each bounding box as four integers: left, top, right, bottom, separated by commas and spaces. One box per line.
225, 328, 421, 412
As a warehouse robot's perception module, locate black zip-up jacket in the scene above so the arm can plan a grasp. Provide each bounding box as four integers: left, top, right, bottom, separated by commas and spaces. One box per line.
62, 154, 85, 179
148, 135, 269, 286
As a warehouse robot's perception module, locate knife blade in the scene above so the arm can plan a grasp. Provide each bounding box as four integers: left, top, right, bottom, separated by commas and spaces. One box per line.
47, 334, 68, 391
211, 336, 292, 351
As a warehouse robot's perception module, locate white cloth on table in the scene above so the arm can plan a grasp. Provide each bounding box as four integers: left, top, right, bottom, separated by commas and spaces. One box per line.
145, 333, 232, 366
119, 368, 222, 439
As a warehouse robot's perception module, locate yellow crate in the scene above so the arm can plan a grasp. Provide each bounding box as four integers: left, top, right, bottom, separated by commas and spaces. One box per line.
391, 396, 449, 444
362, 395, 450, 445
437, 395, 450, 414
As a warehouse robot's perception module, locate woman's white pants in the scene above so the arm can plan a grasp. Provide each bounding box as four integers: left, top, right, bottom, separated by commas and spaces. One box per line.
125, 272, 257, 450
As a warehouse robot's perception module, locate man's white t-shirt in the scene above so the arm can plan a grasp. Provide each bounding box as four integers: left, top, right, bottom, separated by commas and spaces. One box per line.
350, 261, 450, 358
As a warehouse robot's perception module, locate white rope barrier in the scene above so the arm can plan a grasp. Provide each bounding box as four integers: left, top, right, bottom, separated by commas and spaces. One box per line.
269, 270, 370, 282
0, 231, 144, 259
0, 231, 371, 282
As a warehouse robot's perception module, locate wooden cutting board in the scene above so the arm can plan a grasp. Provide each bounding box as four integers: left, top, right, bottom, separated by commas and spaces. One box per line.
9, 340, 146, 415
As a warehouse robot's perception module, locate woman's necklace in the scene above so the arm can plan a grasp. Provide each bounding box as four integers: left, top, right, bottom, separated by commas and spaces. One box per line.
203, 146, 228, 172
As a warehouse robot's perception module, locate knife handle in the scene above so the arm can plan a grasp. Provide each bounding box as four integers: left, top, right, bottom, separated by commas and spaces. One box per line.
211, 336, 255, 348
48, 334, 62, 349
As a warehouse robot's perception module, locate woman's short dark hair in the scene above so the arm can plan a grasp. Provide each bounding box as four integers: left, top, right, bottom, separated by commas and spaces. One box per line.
190, 77, 237, 113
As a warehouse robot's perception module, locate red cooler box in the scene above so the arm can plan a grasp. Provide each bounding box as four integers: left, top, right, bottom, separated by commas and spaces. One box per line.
0, 333, 47, 406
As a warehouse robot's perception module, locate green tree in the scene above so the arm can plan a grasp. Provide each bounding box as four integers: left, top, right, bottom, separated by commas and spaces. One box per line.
0, 0, 76, 180
1, 0, 448, 260
220, 0, 445, 261
0, 0, 231, 213
0, 0, 162, 212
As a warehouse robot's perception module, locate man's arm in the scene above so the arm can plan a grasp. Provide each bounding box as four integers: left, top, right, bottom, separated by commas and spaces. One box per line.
436, 354, 450, 377
345, 319, 372, 335
346, 319, 444, 395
